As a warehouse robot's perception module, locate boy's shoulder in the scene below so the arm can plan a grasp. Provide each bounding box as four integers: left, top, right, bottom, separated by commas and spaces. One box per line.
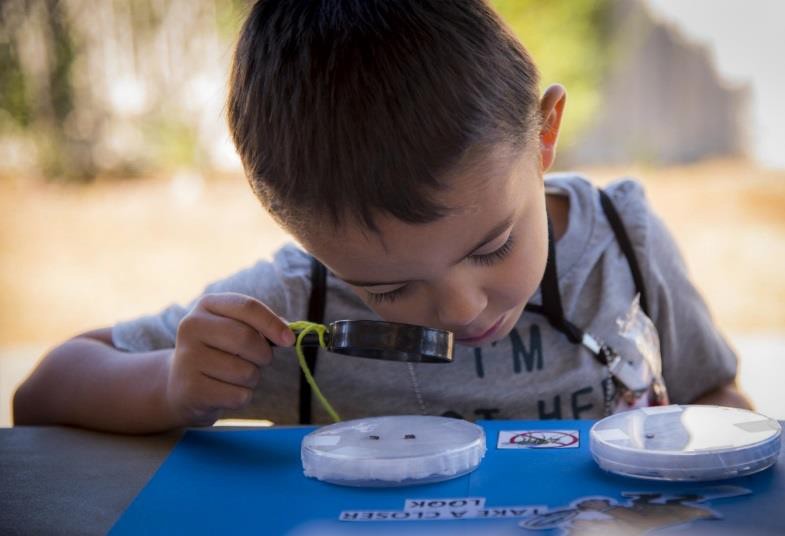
545, 172, 648, 208
542, 173, 662, 287
201, 242, 313, 295
269, 242, 313, 273
545, 173, 652, 234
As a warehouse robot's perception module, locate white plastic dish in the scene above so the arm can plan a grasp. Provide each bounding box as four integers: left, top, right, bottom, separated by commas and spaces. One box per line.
590, 405, 781, 481
301, 415, 486, 487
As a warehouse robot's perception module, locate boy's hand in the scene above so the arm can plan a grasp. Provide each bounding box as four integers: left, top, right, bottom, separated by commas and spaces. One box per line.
166, 292, 295, 426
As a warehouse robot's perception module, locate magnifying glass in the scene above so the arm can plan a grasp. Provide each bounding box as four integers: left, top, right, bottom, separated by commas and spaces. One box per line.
286, 320, 453, 363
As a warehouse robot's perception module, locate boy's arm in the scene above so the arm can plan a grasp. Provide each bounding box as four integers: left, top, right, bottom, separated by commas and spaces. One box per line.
14, 293, 295, 434
607, 180, 742, 407
13, 328, 181, 434
644, 212, 742, 406
692, 381, 753, 409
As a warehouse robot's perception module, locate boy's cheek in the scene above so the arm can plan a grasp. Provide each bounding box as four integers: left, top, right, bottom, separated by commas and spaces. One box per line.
493, 250, 546, 308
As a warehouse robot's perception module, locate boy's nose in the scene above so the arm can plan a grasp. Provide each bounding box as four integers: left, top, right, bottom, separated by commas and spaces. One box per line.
434, 282, 487, 331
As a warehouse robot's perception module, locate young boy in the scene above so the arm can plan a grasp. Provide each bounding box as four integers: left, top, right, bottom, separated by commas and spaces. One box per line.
14, 0, 750, 433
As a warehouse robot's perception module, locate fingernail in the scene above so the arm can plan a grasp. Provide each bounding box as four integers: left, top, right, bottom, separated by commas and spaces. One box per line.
281, 328, 295, 346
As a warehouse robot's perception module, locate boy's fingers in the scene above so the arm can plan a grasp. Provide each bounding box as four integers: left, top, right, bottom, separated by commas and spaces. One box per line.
199, 346, 262, 389
197, 293, 295, 347
182, 314, 273, 366
195, 373, 254, 412
187, 407, 223, 427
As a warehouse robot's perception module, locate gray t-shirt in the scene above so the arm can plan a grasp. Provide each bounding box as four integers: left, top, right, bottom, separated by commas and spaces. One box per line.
113, 175, 737, 424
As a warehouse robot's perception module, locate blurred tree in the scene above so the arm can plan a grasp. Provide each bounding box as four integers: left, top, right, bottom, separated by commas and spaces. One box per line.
0, 7, 32, 130
0, 0, 93, 180
492, 0, 614, 150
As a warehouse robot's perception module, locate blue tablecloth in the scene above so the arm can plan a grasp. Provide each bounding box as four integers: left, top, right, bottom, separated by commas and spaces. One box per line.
111, 420, 784, 535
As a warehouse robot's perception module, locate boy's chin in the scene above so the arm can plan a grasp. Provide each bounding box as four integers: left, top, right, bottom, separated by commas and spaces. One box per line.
455, 331, 508, 348
453, 314, 516, 347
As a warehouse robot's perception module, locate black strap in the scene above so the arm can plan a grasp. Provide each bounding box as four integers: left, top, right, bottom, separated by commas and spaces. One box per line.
525, 188, 649, 354
598, 189, 650, 316
527, 218, 584, 344
298, 257, 327, 424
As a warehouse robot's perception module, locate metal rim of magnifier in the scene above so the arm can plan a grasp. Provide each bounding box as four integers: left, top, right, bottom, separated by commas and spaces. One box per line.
278, 321, 453, 363
327, 320, 453, 363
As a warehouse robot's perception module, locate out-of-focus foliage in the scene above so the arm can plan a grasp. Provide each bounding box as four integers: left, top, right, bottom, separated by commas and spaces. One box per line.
0, 0, 250, 181
492, 0, 614, 148
0, 1, 84, 179
0, 0, 612, 182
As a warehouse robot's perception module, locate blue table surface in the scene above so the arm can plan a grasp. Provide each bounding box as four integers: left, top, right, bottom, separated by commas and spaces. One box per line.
111, 420, 785, 535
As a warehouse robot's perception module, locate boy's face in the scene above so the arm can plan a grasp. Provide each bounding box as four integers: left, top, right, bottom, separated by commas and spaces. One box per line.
302, 141, 549, 347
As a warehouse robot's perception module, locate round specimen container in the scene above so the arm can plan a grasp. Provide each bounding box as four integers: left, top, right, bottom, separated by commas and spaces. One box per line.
590, 405, 781, 481
301, 415, 486, 487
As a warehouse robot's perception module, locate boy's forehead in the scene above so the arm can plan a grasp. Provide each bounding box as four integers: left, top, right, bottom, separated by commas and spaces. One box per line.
300, 145, 539, 280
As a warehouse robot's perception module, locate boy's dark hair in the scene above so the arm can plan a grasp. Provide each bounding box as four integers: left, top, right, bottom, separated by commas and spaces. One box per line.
228, 0, 540, 233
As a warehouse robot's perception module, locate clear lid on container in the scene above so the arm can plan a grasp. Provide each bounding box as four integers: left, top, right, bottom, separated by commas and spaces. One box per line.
590, 405, 781, 481
301, 415, 486, 487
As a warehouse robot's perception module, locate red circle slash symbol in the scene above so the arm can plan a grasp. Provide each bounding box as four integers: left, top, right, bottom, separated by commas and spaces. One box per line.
509, 431, 578, 448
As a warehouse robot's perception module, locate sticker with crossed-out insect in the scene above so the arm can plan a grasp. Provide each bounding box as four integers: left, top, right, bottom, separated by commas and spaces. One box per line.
497, 430, 580, 449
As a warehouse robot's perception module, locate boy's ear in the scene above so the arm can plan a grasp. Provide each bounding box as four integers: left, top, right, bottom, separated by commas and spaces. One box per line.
538, 84, 567, 172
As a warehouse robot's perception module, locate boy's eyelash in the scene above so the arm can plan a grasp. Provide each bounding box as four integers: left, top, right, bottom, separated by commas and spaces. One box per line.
365, 235, 515, 304
366, 285, 408, 304
468, 234, 515, 266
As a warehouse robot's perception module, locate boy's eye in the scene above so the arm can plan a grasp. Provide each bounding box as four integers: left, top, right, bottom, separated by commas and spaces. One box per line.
468, 234, 515, 266
362, 234, 515, 305
366, 285, 408, 304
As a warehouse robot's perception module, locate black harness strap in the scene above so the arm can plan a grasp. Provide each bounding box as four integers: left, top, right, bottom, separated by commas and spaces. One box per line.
598, 189, 650, 316
524, 188, 649, 356
298, 257, 327, 424
528, 218, 584, 344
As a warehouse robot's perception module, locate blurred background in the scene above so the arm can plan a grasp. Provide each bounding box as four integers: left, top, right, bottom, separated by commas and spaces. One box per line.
1, 0, 783, 426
